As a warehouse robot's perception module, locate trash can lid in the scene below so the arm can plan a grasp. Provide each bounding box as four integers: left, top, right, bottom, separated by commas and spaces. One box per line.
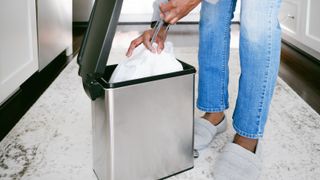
77, 0, 123, 80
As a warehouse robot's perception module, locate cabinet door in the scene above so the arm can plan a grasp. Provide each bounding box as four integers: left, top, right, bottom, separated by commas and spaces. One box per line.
301, 0, 320, 52
279, 0, 302, 40
119, 0, 241, 22
119, 0, 200, 22
0, 0, 38, 104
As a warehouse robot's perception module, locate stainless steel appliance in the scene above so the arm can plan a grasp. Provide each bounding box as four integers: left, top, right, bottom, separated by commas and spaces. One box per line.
77, 0, 196, 179
73, 0, 95, 22
37, 0, 72, 70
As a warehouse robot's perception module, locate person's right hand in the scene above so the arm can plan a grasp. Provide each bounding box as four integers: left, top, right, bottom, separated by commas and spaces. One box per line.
126, 27, 168, 57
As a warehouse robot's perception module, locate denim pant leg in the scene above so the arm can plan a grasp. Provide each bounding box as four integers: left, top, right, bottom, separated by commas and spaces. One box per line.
197, 0, 237, 112
233, 0, 282, 139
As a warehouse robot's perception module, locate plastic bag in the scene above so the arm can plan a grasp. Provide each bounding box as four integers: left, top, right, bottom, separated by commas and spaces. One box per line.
109, 42, 183, 83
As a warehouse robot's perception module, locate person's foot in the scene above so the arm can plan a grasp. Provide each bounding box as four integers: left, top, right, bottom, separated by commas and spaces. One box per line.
194, 112, 227, 151
213, 135, 262, 180
233, 134, 258, 153
202, 112, 225, 126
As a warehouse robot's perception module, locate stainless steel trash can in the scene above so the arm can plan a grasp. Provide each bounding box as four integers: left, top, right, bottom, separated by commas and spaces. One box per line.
77, 0, 196, 179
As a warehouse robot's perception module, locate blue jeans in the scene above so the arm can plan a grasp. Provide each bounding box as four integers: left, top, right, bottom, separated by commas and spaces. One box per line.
197, 0, 282, 139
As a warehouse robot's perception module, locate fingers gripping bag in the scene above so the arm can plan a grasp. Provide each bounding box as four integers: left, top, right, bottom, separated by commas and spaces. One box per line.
109, 42, 183, 83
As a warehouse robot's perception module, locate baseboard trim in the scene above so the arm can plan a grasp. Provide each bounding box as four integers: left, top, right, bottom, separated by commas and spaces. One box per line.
73, 21, 240, 28
73, 22, 89, 28
282, 39, 320, 65
0, 51, 72, 141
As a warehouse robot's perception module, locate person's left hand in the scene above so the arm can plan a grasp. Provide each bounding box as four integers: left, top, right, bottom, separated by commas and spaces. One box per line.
159, 0, 201, 24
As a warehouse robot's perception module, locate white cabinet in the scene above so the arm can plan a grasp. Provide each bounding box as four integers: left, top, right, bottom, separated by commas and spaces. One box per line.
73, 0, 241, 23
301, 0, 320, 53
0, 0, 39, 104
279, 0, 301, 37
119, 0, 241, 22
119, 0, 201, 22
280, 0, 320, 59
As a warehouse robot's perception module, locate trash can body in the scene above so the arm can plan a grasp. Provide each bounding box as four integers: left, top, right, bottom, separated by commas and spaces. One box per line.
76, 0, 196, 179
92, 65, 195, 180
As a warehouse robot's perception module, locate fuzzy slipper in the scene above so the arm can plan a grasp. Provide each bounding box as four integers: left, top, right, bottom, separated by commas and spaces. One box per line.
194, 116, 227, 150
213, 142, 262, 180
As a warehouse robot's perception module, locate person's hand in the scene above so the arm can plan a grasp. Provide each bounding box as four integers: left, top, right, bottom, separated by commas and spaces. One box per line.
126, 27, 168, 57
160, 0, 201, 24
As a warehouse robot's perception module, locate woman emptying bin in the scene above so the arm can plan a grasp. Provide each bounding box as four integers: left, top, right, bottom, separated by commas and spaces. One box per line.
126, 0, 282, 179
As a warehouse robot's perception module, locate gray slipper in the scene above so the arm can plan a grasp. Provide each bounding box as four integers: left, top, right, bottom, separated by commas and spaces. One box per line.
194, 116, 227, 151
213, 142, 262, 180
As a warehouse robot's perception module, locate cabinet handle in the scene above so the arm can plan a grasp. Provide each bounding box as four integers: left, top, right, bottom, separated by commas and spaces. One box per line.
280, 14, 295, 23
287, 14, 295, 19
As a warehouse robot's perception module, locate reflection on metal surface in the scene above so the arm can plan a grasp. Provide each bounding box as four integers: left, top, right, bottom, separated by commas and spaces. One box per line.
37, 0, 72, 70
92, 74, 195, 180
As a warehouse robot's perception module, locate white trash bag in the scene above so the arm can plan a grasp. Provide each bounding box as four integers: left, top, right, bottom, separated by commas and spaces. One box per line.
109, 42, 183, 83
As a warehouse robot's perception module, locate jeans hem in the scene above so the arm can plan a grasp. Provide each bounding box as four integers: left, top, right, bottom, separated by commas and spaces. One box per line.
197, 104, 229, 113
233, 123, 263, 139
